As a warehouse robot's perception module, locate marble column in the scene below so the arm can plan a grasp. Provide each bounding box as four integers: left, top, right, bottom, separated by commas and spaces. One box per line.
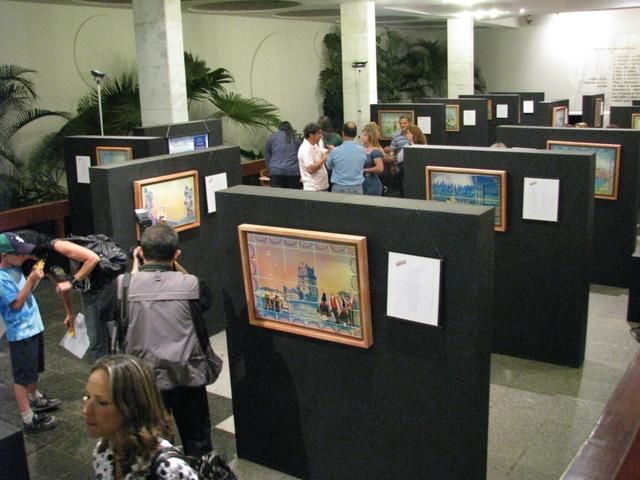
340, 2, 377, 131
132, 0, 188, 126
447, 16, 475, 98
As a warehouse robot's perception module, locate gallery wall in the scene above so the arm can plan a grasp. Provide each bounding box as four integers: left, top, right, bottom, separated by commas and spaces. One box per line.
403, 145, 593, 367
0, 0, 333, 153
475, 9, 640, 111
497, 126, 640, 288
89, 145, 242, 331
217, 185, 494, 479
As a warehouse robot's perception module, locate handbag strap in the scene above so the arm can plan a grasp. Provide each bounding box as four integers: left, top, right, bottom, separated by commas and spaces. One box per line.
113, 273, 132, 353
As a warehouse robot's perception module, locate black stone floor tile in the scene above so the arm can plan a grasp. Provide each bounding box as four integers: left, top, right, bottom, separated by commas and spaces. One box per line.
27, 442, 87, 480
208, 393, 234, 426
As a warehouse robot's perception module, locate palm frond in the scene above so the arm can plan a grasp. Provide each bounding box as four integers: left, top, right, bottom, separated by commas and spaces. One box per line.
208, 92, 280, 131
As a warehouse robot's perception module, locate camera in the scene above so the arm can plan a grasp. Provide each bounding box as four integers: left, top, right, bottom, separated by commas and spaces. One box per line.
135, 209, 152, 231
90, 69, 106, 79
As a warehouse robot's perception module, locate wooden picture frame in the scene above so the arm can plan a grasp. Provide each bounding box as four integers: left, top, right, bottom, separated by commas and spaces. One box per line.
445, 104, 460, 132
238, 224, 373, 349
95, 146, 133, 166
426, 166, 508, 232
547, 140, 621, 200
133, 170, 200, 237
487, 99, 493, 121
377, 110, 415, 140
552, 106, 568, 127
632, 113, 640, 130
593, 98, 603, 127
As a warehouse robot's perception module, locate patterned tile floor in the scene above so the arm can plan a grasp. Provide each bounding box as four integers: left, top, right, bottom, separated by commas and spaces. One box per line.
0, 282, 637, 479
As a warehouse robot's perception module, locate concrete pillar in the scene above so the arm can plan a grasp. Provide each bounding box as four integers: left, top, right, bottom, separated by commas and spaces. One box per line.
132, 0, 188, 126
447, 17, 475, 98
340, 2, 377, 132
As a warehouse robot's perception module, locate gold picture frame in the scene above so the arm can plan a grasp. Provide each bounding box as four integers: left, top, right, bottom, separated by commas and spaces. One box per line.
238, 224, 373, 348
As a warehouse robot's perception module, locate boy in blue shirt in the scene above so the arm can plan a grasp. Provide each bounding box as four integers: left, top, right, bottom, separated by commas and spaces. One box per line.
0, 232, 61, 432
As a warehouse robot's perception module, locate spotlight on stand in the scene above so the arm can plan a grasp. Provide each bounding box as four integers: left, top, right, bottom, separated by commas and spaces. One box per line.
350, 61, 368, 117
351, 61, 368, 69
90, 69, 106, 135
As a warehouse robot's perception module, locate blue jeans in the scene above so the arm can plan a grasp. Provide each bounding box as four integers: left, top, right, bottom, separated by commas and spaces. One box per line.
331, 184, 363, 195
82, 282, 116, 363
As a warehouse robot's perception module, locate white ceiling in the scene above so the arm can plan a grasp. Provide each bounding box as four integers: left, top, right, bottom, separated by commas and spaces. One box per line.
11, 0, 640, 26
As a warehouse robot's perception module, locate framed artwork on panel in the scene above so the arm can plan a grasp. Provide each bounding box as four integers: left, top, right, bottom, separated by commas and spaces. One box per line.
552, 106, 568, 127
445, 104, 460, 131
238, 224, 373, 349
133, 170, 200, 238
632, 113, 640, 129
95, 146, 133, 166
426, 166, 508, 232
378, 110, 415, 140
547, 140, 620, 200
487, 99, 493, 120
593, 98, 603, 127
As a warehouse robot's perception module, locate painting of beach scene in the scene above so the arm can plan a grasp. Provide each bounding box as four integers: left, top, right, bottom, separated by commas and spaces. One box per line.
133, 170, 200, 238
378, 110, 415, 140
547, 140, 620, 200
426, 166, 507, 231
238, 224, 372, 348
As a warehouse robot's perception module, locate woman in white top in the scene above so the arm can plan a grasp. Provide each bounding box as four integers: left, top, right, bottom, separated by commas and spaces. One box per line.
83, 354, 198, 479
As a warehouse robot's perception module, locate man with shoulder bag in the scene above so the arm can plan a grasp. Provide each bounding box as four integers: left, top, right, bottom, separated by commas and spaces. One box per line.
114, 224, 222, 457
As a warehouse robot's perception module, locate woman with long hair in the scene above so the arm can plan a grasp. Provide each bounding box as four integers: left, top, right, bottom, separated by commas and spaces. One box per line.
83, 354, 198, 479
360, 123, 385, 196
264, 120, 302, 189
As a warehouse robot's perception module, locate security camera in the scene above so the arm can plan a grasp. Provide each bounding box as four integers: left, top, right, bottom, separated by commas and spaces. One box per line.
525, 15, 532, 25
351, 61, 368, 69
90, 70, 106, 79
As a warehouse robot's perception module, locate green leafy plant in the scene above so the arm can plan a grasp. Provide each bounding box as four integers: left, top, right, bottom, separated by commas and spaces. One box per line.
0, 65, 70, 209
318, 30, 344, 129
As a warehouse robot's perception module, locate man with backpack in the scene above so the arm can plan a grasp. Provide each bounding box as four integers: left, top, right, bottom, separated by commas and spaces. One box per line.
114, 224, 222, 457
16, 230, 126, 362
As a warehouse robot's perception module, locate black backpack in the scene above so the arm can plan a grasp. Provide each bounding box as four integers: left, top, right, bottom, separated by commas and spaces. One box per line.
66, 234, 128, 291
150, 447, 237, 480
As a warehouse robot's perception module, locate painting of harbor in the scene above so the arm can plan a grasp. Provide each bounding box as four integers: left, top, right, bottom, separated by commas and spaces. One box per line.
426, 166, 508, 231
547, 140, 620, 200
238, 224, 372, 348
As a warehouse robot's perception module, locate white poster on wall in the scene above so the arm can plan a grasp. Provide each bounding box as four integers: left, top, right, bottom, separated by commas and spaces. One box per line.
386, 252, 442, 327
417, 116, 432, 135
76, 155, 91, 184
463, 110, 477, 126
205, 172, 228, 213
523, 100, 535, 114
522, 177, 560, 222
496, 104, 509, 119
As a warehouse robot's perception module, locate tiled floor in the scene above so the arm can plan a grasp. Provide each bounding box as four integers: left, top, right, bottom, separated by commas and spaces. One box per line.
0, 282, 637, 479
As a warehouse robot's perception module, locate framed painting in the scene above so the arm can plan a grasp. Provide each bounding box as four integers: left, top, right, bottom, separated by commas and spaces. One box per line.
547, 140, 620, 200
95, 146, 132, 166
593, 98, 603, 127
378, 110, 415, 140
238, 224, 373, 348
632, 113, 640, 129
133, 170, 200, 237
426, 166, 508, 232
487, 99, 493, 121
445, 104, 460, 131
552, 106, 568, 127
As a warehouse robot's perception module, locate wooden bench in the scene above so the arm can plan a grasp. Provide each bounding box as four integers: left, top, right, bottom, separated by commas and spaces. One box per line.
0, 199, 70, 238
562, 350, 640, 479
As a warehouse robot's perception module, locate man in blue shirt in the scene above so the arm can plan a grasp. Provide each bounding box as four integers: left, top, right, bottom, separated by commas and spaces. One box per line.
326, 122, 367, 194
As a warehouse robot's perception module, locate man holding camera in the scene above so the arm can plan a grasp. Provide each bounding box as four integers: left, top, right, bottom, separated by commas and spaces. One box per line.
115, 224, 222, 456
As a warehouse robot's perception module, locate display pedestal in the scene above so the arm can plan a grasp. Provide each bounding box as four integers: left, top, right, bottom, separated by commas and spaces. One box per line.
0, 419, 30, 479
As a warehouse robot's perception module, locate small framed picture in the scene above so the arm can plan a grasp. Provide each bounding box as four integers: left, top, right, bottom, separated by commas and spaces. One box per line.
133, 170, 200, 237
593, 98, 603, 128
552, 106, 568, 127
632, 113, 640, 130
95, 146, 133, 166
426, 166, 507, 231
445, 104, 460, 132
378, 110, 415, 140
